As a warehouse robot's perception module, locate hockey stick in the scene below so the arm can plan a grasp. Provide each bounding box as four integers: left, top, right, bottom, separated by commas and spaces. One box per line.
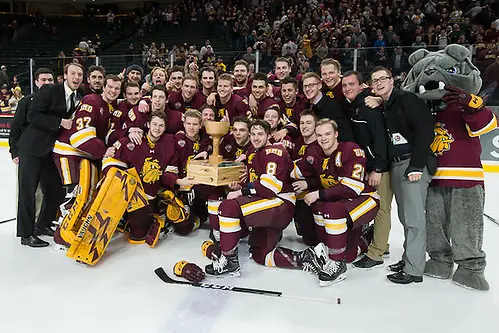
484, 213, 499, 226
154, 267, 338, 304
0, 218, 15, 224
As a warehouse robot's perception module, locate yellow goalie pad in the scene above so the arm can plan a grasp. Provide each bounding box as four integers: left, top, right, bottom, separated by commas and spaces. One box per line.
160, 190, 190, 224
67, 167, 148, 265
59, 159, 99, 245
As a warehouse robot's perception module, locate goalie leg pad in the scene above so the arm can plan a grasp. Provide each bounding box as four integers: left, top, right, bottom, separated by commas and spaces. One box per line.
160, 190, 190, 224
66, 167, 140, 265
58, 159, 95, 245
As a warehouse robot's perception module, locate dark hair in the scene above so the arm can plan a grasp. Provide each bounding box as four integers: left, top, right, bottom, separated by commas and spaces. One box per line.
103, 74, 123, 87
370, 66, 392, 78
280, 76, 298, 89
342, 70, 364, 84
151, 84, 168, 99
199, 66, 218, 81
233, 116, 251, 128
299, 109, 319, 122
200, 104, 217, 114
34, 68, 54, 81
170, 65, 184, 75
250, 119, 271, 134
252, 72, 268, 85
148, 110, 167, 123
124, 81, 140, 90
87, 65, 105, 77
275, 57, 291, 67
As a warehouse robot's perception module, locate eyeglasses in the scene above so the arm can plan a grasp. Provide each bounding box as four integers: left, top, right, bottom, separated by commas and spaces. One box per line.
371, 76, 391, 85
303, 82, 321, 90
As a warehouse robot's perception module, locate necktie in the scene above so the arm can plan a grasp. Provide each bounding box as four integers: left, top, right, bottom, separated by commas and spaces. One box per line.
69, 92, 76, 113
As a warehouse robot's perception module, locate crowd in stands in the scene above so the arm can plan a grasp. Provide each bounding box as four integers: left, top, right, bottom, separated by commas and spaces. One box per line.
1, 0, 498, 108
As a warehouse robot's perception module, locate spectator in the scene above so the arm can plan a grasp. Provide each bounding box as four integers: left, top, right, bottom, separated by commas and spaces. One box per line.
412, 36, 427, 50
390, 47, 409, 76
9, 87, 23, 113
437, 30, 448, 49
242, 47, 256, 64
0, 65, 8, 86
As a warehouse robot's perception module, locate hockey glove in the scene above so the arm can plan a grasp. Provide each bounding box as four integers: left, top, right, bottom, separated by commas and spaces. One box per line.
201, 240, 221, 261
442, 86, 484, 112
174, 260, 206, 283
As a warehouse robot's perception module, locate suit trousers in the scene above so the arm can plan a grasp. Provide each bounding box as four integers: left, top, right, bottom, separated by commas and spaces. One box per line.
17, 150, 64, 237
390, 159, 432, 276
16, 165, 43, 220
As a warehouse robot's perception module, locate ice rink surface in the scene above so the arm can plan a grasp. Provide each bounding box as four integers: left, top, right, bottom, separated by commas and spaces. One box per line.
0, 147, 498, 333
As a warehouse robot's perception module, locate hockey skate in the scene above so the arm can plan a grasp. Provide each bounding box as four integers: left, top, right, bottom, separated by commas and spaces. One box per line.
299, 243, 329, 275
205, 249, 240, 277
318, 259, 347, 287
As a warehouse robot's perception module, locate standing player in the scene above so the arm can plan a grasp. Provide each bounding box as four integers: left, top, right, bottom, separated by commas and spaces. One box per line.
168, 74, 206, 113
212, 73, 249, 123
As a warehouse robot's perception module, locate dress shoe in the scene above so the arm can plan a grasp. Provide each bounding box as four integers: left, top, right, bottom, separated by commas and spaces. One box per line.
34, 226, 55, 237
387, 259, 405, 272
387, 271, 423, 284
21, 235, 49, 248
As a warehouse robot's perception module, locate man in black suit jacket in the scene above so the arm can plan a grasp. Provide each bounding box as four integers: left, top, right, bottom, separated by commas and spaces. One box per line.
9, 68, 54, 228
302, 72, 355, 142
16, 63, 84, 247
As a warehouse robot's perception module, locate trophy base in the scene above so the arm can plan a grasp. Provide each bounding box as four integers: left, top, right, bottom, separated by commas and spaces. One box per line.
187, 160, 247, 186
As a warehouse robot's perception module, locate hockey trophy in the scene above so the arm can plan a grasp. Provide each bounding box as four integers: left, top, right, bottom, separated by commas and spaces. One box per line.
187, 121, 247, 186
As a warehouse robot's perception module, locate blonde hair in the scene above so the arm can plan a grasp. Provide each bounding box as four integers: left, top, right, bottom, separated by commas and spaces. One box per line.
316, 118, 339, 132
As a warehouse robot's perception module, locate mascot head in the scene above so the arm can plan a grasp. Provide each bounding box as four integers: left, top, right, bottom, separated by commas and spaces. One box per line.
401, 44, 482, 100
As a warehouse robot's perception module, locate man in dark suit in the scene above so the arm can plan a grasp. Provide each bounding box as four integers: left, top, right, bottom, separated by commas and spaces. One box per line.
9, 68, 54, 228
16, 63, 84, 247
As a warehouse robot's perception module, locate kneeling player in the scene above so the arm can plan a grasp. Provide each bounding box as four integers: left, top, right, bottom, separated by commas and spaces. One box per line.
295, 119, 380, 285
205, 119, 297, 276
104, 110, 196, 245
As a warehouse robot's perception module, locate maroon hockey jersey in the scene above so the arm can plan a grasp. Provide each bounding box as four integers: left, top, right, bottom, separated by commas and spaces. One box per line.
54, 94, 116, 159
292, 141, 377, 201
290, 137, 319, 161
233, 79, 252, 98
430, 104, 497, 188
255, 97, 280, 119
175, 132, 213, 177
278, 94, 309, 138
168, 90, 206, 113
103, 134, 179, 199
245, 144, 296, 205
215, 94, 250, 124
220, 134, 252, 161
106, 100, 149, 146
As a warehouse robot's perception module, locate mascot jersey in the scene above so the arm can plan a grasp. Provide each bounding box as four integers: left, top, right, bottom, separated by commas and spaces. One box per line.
431, 105, 496, 188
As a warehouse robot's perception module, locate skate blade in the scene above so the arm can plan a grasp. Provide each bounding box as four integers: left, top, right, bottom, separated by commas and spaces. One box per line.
206, 270, 241, 278
319, 273, 346, 287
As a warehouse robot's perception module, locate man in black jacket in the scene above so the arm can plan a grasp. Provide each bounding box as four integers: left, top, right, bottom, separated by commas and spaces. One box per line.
9, 68, 54, 229
370, 66, 435, 284
302, 72, 355, 142
339, 71, 393, 270
16, 63, 83, 247
9, 68, 54, 163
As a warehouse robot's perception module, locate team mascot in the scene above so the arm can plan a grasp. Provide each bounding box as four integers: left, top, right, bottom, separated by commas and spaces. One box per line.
402, 44, 497, 291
